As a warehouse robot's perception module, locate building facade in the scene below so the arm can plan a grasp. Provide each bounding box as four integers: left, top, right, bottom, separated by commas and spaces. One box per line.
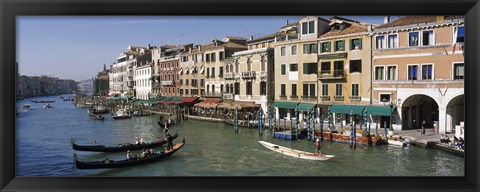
372, 16, 464, 134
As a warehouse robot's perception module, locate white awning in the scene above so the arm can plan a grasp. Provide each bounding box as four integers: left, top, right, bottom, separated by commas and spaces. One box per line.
178, 68, 183, 75
200, 65, 205, 74
185, 67, 189, 74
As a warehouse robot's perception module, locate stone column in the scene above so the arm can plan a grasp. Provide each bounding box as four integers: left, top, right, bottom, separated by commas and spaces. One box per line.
439, 107, 447, 134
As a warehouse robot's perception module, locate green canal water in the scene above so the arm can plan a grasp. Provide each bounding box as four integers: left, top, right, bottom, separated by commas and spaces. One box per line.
16, 97, 464, 176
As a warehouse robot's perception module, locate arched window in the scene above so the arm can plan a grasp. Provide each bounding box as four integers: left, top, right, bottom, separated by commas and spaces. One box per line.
220, 84, 224, 93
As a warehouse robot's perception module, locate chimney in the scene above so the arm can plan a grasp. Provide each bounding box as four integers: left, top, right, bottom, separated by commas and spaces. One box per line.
285, 20, 289, 25
384, 16, 390, 24
189, 47, 192, 53
198, 45, 201, 51
249, 36, 254, 41
436, 16, 445, 24
368, 24, 373, 32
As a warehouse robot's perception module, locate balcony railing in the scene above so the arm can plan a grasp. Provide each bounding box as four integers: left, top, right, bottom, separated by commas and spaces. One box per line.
301, 95, 317, 100
320, 95, 330, 101
349, 96, 361, 101
161, 81, 173, 86
223, 93, 234, 100
259, 71, 267, 77
290, 95, 298, 100
318, 70, 346, 79
279, 95, 287, 99
224, 73, 234, 80
241, 71, 256, 79
204, 92, 222, 97
334, 95, 344, 101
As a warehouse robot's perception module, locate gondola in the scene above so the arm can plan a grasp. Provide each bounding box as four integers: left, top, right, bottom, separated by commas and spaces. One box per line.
71, 133, 178, 152
90, 114, 105, 120
74, 138, 185, 169
157, 120, 176, 128
31, 99, 55, 103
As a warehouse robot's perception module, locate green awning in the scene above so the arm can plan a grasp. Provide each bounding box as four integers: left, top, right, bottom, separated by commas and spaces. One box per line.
329, 104, 365, 115
297, 103, 316, 111
318, 53, 347, 60
271, 102, 298, 109
149, 76, 155, 80
365, 106, 396, 116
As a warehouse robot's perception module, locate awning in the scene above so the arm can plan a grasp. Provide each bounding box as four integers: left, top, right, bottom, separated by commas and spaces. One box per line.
200, 65, 205, 74
329, 104, 365, 115
156, 76, 161, 81
216, 100, 233, 109
108, 96, 133, 101
181, 97, 199, 104
185, 67, 189, 74
190, 67, 194, 73
271, 101, 298, 109
365, 106, 396, 116
194, 98, 222, 108
149, 76, 155, 80
178, 68, 183, 75
217, 101, 260, 110
297, 103, 316, 111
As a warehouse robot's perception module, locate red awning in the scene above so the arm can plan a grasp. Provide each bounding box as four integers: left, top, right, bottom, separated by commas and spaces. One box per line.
157, 100, 176, 105
194, 98, 222, 108
181, 97, 199, 104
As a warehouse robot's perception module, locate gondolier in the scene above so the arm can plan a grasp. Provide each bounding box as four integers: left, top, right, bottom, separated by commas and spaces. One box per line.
315, 138, 321, 155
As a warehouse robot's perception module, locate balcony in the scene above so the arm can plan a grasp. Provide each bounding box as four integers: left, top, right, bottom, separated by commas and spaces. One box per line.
349, 96, 361, 101
334, 95, 344, 101
152, 84, 161, 89
127, 81, 134, 87
290, 95, 298, 100
301, 95, 317, 100
241, 71, 256, 79
223, 93, 234, 100
318, 70, 346, 80
259, 71, 267, 77
204, 92, 222, 97
161, 81, 173, 86
224, 73, 234, 80
279, 95, 287, 100
320, 95, 330, 101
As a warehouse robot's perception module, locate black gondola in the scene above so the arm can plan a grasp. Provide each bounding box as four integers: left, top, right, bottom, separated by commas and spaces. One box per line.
74, 138, 185, 169
71, 134, 178, 152
31, 99, 55, 103
157, 120, 176, 128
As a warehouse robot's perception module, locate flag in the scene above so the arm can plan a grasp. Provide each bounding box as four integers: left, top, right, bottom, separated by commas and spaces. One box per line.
452, 22, 459, 54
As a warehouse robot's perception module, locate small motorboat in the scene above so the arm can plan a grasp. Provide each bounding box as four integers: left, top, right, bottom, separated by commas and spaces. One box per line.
22, 104, 32, 111
43, 103, 53, 109
258, 141, 334, 161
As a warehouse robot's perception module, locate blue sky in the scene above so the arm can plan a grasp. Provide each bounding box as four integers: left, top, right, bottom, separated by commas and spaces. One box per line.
17, 16, 385, 82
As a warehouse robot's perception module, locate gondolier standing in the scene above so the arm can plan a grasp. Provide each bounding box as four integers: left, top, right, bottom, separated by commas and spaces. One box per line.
315, 138, 321, 155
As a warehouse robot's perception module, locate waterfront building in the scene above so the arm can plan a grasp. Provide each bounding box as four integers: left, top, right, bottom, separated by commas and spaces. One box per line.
273, 16, 330, 121
230, 28, 289, 112
178, 44, 202, 97
79, 78, 94, 95
159, 45, 191, 97
201, 37, 247, 99
94, 64, 110, 96
316, 16, 373, 127
372, 16, 464, 135
134, 52, 153, 100
151, 45, 174, 98
17, 75, 77, 97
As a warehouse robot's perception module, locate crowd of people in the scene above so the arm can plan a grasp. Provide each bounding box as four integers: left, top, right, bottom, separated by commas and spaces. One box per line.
440, 134, 464, 150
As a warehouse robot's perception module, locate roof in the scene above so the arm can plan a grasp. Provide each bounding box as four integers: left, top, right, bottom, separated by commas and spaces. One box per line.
319, 19, 369, 38
375, 16, 464, 29
247, 31, 283, 43
190, 41, 247, 53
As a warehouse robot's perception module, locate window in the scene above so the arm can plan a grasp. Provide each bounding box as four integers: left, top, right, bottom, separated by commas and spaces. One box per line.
454, 63, 464, 80
335, 84, 343, 96
352, 84, 359, 96
212, 67, 215, 77
351, 38, 362, 50
260, 81, 266, 95
303, 84, 309, 97
320, 42, 331, 53
234, 82, 240, 94
200, 79, 204, 86
219, 66, 223, 77
303, 43, 317, 54
422, 64, 433, 80
185, 89, 189, 95
303, 63, 317, 75
375, 66, 385, 80
321, 62, 331, 74
333, 61, 344, 77
302, 21, 315, 34
409, 32, 419, 46
302, 22, 308, 35
281, 84, 286, 96
422, 30, 434, 46
246, 82, 252, 95
281, 47, 286, 56
206, 68, 210, 77
309, 84, 316, 97
388, 34, 398, 48
376, 36, 385, 49
380, 94, 391, 103
205, 54, 210, 62
456, 26, 465, 43
291, 84, 297, 96
387, 66, 397, 80
322, 84, 328, 96
219, 51, 224, 61
408, 65, 419, 80
349, 60, 362, 73
290, 63, 298, 72
281, 64, 286, 75
334, 40, 345, 51
211, 53, 216, 62
291, 45, 297, 55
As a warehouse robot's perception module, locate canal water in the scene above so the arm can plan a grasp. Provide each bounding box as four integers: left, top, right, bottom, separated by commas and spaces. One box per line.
16, 95, 464, 176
